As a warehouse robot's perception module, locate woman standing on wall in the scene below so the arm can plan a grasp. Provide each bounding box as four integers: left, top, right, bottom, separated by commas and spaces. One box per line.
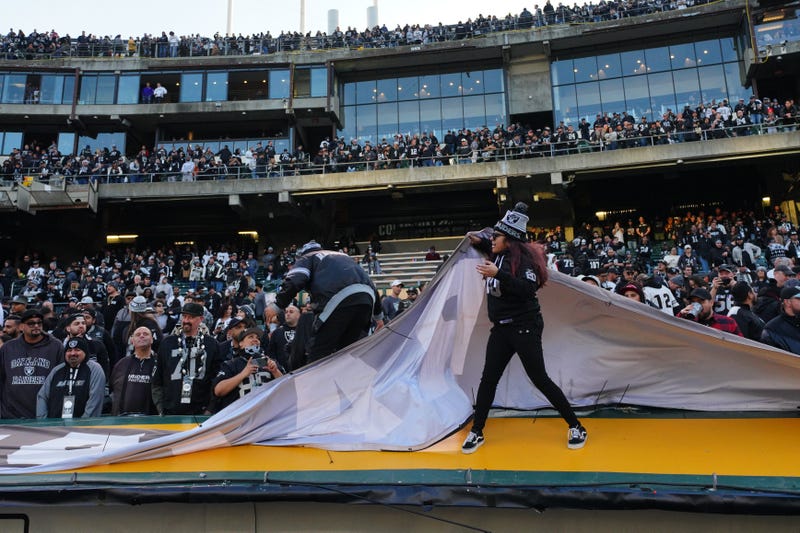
462, 202, 587, 453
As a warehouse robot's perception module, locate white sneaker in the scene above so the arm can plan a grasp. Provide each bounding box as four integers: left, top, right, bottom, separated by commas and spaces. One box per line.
461, 431, 485, 454
568, 425, 587, 449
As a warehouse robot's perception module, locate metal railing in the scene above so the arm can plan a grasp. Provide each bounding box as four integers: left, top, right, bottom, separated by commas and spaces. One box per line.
0, 1, 715, 61
1, 121, 794, 187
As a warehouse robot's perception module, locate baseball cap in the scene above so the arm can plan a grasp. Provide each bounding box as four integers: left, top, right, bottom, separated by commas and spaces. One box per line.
20, 308, 44, 322
238, 327, 263, 343
780, 285, 800, 300
390, 280, 404, 288
689, 288, 712, 301
717, 264, 733, 273
774, 265, 794, 276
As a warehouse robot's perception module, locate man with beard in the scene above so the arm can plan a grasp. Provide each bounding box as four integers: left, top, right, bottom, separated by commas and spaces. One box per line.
59, 312, 110, 380
267, 304, 300, 370
0, 309, 63, 418
761, 286, 800, 354
110, 326, 158, 416
152, 302, 220, 415
213, 327, 283, 411
36, 336, 105, 419
677, 288, 743, 336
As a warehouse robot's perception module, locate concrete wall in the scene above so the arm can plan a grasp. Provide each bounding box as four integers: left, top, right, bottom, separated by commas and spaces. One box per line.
507, 54, 552, 115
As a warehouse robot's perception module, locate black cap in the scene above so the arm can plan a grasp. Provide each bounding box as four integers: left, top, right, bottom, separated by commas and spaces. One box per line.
225, 316, 245, 332
64, 312, 86, 326
717, 264, 734, 273
780, 286, 800, 300
20, 309, 44, 322
181, 302, 205, 317
689, 288, 712, 301
238, 327, 263, 343
65, 336, 90, 355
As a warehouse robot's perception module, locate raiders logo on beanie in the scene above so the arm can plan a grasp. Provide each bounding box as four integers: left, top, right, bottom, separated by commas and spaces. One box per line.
494, 202, 530, 241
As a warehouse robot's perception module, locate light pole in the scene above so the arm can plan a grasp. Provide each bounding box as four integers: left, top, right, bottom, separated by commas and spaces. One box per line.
227, 0, 233, 36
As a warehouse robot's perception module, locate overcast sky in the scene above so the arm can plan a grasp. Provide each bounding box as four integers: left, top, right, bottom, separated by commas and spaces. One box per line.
7, 0, 535, 38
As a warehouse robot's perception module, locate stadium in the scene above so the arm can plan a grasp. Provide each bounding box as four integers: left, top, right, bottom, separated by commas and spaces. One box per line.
1, 0, 800, 530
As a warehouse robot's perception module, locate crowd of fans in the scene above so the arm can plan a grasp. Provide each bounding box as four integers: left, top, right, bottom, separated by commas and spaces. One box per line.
544, 205, 800, 353
2, 94, 796, 185
1, 1, 714, 60
3, 201, 800, 420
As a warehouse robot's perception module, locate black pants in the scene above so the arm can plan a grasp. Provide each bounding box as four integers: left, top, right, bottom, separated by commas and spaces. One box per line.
306, 303, 372, 363
472, 316, 579, 434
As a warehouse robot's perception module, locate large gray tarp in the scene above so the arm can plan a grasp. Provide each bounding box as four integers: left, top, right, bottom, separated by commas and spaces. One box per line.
2, 238, 800, 473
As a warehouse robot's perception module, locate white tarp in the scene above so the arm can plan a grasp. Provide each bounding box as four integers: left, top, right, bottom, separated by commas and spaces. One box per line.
2, 238, 800, 473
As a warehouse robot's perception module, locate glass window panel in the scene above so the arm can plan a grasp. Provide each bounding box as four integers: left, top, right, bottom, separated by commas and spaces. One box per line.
376, 78, 396, 103
441, 97, 462, 132
719, 37, 738, 63
396, 76, 418, 101
419, 75, 439, 99
554, 85, 577, 126
0, 76, 4, 100
620, 50, 647, 77
648, 72, 676, 117
355, 80, 376, 104
1, 74, 25, 103
355, 104, 377, 142
40, 75, 64, 105
441, 73, 462, 98
623, 75, 651, 119
462, 95, 485, 131
644, 46, 670, 73
596, 53, 621, 80
310, 67, 327, 97
724, 62, 745, 103
398, 100, 419, 137
232, 141, 249, 155
599, 78, 625, 117
462, 70, 483, 95
273, 139, 290, 154
3, 132, 22, 154
482, 68, 503, 93
78, 133, 126, 154
695, 39, 723, 66
672, 69, 701, 110
117, 74, 140, 104
57, 132, 75, 156
552, 59, 574, 85
573, 56, 598, 83
576, 82, 601, 122
419, 99, 441, 136
202, 141, 220, 153
269, 69, 290, 99
78, 75, 97, 105
343, 83, 356, 105
180, 73, 203, 102
670, 43, 696, 70
95, 74, 116, 104
206, 72, 228, 101
377, 102, 398, 140
484, 93, 506, 128
697, 64, 727, 105
62, 76, 75, 105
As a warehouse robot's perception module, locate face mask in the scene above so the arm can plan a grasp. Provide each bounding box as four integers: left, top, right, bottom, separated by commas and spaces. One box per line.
244, 345, 261, 357
268, 323, 278, 333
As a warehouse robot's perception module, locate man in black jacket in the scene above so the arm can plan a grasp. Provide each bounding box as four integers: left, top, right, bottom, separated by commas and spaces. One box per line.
728, 282, 765, 341
274, 241, 383, 363
761, 286, 800, 354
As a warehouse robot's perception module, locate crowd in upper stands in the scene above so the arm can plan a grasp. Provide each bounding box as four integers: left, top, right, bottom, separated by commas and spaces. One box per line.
0, 1, 714, 60
2, 93, 796, 185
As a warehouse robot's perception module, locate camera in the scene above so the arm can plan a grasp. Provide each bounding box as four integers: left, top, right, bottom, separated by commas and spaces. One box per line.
250, 357, 269, 368
720, 278, 731, 285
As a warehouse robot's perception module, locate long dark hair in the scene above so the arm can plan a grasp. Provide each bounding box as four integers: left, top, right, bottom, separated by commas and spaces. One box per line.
502, 238, 549, 289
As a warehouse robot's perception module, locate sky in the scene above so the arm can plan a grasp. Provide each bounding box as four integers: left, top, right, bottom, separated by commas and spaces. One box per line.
6, 0, 535, 38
